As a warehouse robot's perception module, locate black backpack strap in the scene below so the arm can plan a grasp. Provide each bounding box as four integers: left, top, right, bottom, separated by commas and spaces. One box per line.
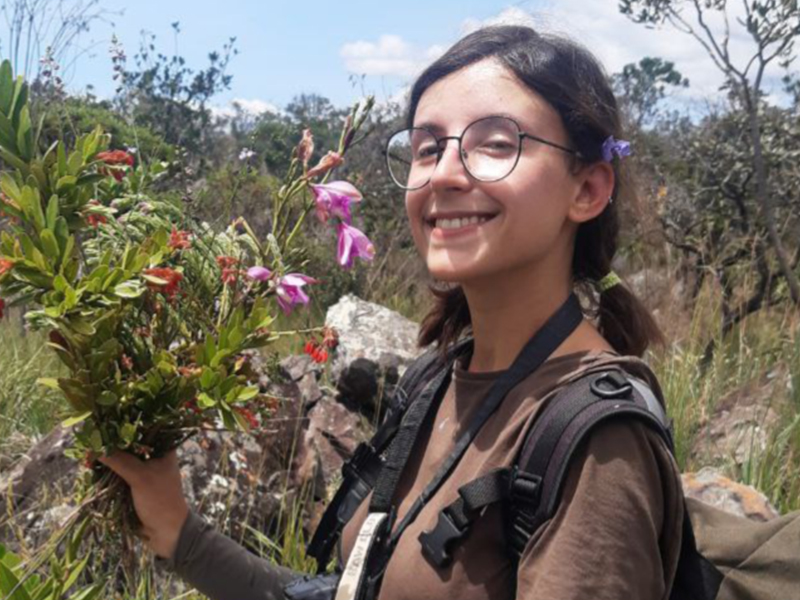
419, 367, 675, 567
306, 338, 472, 571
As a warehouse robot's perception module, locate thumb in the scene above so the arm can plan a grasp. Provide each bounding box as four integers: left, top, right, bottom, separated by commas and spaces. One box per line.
97, 451, 144, 486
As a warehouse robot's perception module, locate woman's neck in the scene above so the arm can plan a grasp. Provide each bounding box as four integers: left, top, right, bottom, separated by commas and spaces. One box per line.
461, 268, 613, 373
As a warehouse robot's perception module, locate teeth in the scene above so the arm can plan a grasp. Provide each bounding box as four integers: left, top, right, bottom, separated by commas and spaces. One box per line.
433, 216, 491, 229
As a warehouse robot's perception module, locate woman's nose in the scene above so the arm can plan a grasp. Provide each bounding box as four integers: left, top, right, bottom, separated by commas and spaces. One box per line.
429, 139, 471, 191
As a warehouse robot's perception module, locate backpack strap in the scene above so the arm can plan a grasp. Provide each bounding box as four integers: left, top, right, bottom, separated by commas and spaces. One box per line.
306, 338, 472, 571
419, 367, 676, 567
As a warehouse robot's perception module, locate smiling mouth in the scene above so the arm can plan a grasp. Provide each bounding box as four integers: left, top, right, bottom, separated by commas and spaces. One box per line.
425, 214, 499, 230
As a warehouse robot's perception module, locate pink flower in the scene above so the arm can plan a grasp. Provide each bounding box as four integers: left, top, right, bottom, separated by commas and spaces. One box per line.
275, 273, 316, 315
337, 222, 375, 269
310, 181, 363, 225
296, 129, 314, 167
306, 151, 343, 178
246, 266, 273, 282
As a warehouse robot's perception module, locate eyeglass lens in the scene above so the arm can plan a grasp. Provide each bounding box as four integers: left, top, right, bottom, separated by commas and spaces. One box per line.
386, 116, 521, 189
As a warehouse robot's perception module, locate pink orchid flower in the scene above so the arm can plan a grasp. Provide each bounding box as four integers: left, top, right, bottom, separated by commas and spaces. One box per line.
275, 273, 317, 315
337, 222, 375, 269
246, 266, 273, 281
310, 181, 363, 224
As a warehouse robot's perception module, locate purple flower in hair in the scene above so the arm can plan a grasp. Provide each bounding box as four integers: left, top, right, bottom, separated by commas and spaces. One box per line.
601, 136, 632, 162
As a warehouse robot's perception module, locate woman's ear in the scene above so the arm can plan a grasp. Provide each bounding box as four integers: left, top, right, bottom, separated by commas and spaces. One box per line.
568, 161, 615, 224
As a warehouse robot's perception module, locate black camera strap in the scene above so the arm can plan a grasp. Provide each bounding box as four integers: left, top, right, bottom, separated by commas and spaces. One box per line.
359, 293, 584, 592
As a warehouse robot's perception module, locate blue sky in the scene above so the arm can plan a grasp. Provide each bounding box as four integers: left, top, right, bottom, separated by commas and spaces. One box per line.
9, 0, 797, 115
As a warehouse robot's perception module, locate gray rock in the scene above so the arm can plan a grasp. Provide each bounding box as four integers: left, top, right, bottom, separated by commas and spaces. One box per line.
681, 467, 779, 521
325, 294, 421, 413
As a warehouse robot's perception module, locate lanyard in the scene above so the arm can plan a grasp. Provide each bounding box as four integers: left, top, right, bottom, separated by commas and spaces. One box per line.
349, 293, 584, 593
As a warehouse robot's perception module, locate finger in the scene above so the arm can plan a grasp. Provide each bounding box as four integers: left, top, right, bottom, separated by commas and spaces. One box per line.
97, 451, 144, 485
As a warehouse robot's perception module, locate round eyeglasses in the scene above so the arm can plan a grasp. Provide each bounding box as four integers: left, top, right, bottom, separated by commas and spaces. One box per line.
384, 115, 582, 191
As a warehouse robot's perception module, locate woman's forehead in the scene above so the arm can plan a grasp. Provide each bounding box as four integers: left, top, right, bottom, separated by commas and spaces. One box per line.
413, 60, 559, 133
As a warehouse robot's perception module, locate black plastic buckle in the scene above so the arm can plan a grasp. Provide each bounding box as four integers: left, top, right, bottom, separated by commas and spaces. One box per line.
342, 443, 376, 479
509, 468, 542, 507
419, 507, 467, 568
589, 371, 633, 399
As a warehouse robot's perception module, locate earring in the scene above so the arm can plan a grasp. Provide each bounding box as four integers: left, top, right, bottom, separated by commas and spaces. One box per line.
608, 196, 614, 205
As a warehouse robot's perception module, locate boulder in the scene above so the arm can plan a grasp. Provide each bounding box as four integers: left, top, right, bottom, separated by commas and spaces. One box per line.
325, 294, 422, 414
681, 467, 779, 521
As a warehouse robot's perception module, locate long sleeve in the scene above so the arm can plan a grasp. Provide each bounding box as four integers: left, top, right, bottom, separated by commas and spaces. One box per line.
516, 420, 684, 600
155, 510, 301, 600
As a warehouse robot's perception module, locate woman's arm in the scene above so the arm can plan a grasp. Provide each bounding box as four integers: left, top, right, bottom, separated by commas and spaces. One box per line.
156, 510, 300, 600
516, 420, 684, 600
97, 450, 302, 600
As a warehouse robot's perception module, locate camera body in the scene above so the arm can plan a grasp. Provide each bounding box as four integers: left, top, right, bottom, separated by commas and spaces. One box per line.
283, 573, 341, 600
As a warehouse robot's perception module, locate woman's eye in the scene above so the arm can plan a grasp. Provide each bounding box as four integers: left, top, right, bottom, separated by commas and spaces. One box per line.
416, 145, 440, 159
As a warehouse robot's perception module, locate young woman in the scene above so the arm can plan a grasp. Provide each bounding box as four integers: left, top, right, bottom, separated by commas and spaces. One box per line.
99, 24, 684, 600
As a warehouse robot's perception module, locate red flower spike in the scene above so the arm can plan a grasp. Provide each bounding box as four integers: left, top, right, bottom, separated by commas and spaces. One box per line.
169, 227, 192, 250
97, 150, 135, 182
0, 299, 5, 320
143, 267, 183, 302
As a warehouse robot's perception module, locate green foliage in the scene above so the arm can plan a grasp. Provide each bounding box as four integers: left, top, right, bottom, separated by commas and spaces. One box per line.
38, 96, 177, 163
114, 25, 238, 167
0, 519, 106, 600
611, 57, 688, 128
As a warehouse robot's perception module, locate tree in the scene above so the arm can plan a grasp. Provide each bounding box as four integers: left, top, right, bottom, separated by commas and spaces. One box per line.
0, 0, 116, 78
114, 23, 238, 167
620, 0, 800, 304
611, 56, 689, 128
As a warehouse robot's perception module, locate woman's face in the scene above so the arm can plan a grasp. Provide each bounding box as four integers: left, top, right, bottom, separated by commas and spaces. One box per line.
405, 59, 586, 285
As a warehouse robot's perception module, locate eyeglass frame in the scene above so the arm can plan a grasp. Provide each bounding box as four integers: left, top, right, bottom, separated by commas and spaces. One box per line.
383, 115, 584, 191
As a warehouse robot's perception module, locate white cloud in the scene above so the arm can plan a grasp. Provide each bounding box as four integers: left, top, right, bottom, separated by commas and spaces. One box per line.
210, 97, 281, 120
482, 1, 794, 105
340, 34, 444, 78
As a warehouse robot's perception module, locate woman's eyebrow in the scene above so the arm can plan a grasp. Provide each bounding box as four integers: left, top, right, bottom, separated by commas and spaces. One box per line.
414, 113, 532, 134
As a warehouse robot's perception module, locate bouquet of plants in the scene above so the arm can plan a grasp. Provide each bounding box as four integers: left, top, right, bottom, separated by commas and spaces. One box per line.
0, 58, 375, 581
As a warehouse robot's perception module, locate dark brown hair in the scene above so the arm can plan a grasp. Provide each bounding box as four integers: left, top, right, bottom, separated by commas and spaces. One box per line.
409, 25, 663, 357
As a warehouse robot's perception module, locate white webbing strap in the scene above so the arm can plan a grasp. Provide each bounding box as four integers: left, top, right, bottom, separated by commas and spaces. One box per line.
334, 512, 388, 600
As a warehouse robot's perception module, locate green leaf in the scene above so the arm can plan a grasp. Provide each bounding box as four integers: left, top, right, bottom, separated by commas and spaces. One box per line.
67, 583, 105, 600
37, 377, 61, 390
0, 559, 32, 600
57, 141, 67, 177
45, 195, 59, 230
96, 391, 118, 407
15, 105, 31, 161
88, 429, 103, 452
114, 280, 144, 299
40, 229, 59, 260
197, 392, 216, 409
61, 411, 93, 428
55, 175, 77, 193
0, 60, 13, 114
233, 386, 259, 403
120, 423, 137, 445
0, 146, 27, 174
0, 111, 17, 154
9, 76, 28, 126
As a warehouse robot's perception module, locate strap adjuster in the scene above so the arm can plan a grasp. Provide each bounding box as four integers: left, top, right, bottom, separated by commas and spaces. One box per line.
419, 506, 468, 568
343, 443, 377, 479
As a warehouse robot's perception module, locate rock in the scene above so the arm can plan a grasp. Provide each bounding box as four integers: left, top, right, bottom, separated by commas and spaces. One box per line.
691, 390, 781, 467
0, 424, 78, 515
307, 396, 369, 482
681, 467, 779, 521
325, 294, 421, 413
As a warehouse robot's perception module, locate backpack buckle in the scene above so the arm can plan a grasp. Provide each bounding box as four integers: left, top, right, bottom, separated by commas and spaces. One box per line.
419, 506, 467, 568
343, 443, 377, 479
589, 371, 633, 399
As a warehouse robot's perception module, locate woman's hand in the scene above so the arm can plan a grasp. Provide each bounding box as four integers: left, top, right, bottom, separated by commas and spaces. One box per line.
97, 448, 190, 560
